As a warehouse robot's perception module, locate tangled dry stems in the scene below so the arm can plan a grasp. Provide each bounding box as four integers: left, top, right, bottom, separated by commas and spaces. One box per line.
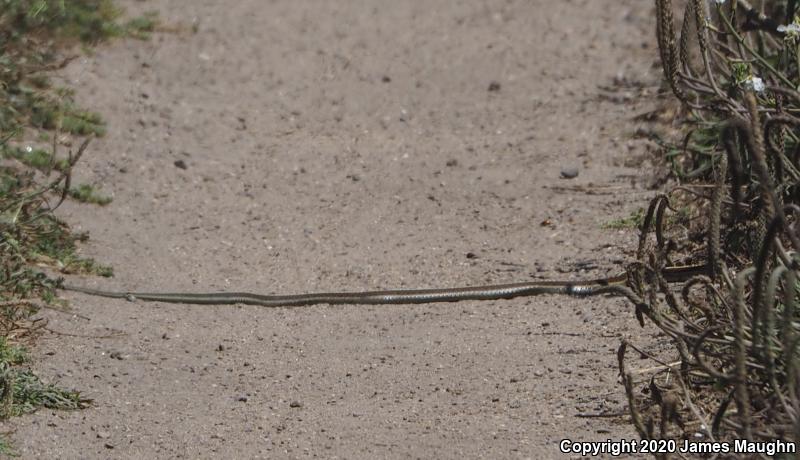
623, 0, 800, 453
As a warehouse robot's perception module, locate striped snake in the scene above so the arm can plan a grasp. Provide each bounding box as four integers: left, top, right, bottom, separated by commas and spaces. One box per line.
61, 264, 706, 308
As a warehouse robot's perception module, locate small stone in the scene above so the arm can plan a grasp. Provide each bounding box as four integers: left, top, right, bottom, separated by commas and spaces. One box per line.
488, 81, 501, 92
237, 395, 248, 402
174, 160, 188, 170
560, 166, 579, 179
289, 401, 303, 408
97, 431, 111, 439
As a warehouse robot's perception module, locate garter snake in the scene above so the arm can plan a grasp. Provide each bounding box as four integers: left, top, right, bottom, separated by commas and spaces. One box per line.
61, 264, 707, 308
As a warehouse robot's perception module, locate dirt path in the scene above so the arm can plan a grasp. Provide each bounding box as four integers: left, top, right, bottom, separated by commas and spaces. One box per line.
13, 1, 664, 457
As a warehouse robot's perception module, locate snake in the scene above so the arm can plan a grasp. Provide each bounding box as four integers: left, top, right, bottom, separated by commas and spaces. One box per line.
60, 264, 706, 308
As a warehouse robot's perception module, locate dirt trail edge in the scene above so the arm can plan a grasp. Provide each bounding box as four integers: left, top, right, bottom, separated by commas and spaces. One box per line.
14, 1, 664, 458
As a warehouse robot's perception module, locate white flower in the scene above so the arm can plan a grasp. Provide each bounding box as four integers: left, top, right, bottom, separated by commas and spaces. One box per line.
778, 23, 800, 36
25, 146, 32, 153
778, 24, 800, 33
713, 0, 726, 4
744, 76, 765, 93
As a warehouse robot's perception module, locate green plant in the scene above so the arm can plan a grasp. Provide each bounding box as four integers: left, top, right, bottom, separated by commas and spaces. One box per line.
0, 0, 155, 450
603, 208, 645, 230
68, 183, 111, 205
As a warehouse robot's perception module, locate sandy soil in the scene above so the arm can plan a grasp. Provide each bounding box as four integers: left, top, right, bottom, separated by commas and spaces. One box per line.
11, 0, 669, 458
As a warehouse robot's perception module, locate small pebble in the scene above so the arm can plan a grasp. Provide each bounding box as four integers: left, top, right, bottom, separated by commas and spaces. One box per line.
174, 160, 188, 170
289, 401, 303, 408
560, 166, 579, 179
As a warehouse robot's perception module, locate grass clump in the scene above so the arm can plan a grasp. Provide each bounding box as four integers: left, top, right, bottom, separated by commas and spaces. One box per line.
0, 138, 113, 278
0, 337, 88, 457
1, 0, 157, 43
1, 145, 63, 170
0, 0, 146, 293
0, 337, 87, 417
30, 95, 107, 137
5, 368, 88, 416
67, 183, 111, 205
603, 207, 645, 230
0, 1, 158, 136
123, 11, 158, 39
0, 0, 152, 451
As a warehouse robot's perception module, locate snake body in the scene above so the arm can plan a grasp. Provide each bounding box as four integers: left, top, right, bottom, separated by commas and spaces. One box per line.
61, 264, 705, 308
